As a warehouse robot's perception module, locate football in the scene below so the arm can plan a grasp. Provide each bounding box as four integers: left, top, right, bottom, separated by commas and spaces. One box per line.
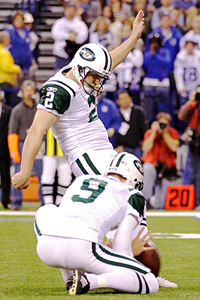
135, 241, 161, 277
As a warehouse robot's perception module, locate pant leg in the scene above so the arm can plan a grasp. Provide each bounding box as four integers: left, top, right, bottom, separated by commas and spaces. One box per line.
156, 86, 169, 114
36, 236, 158, 294
71, 149, 117, 177
11, 142, 24, 209
34, 158, 44, 206
142, 86, 155, 125
41, 156, 57, 205
56, 157, 72, 205
0, 158, 11, 207
153, 178, 171, 209
142, 163, 157, 200
183, 149, 200, 207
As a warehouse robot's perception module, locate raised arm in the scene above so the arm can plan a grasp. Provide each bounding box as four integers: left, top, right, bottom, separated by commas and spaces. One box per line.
12, 109, 58, 190
110, 10, 145, 70
142, 122, 159, 153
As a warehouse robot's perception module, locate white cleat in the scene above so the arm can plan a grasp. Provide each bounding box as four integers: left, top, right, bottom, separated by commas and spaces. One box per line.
157, 276, 178, 288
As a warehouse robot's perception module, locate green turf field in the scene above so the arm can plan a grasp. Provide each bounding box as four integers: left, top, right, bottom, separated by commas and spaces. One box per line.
0, 204, 200, 300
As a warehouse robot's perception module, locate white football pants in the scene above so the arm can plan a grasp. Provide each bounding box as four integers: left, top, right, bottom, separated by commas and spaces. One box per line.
36, 235, 159, 294
71, 149, 117, 177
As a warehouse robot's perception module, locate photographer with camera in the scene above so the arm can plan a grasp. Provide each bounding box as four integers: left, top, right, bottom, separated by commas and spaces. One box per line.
141, 112, 180, 209
178, 85, 200, 207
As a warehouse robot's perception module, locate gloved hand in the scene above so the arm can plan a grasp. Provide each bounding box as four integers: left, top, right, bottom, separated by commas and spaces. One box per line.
8, 133, 21, 163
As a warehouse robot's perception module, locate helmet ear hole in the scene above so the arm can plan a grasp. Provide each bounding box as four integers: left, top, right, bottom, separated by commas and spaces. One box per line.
78, 65, 82, 72
78, 65, 84, 77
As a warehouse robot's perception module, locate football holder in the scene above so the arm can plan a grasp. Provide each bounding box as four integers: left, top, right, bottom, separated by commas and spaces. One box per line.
165, 185, 195, 210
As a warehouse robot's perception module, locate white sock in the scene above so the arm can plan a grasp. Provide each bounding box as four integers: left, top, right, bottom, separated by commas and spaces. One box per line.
60, 269, 73, 283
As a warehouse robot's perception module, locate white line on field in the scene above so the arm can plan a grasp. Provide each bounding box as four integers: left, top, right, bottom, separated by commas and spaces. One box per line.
147, 211, 200, 217
153, 233, 200, 239
0, 211, 200, 217
0, 211, 36, 216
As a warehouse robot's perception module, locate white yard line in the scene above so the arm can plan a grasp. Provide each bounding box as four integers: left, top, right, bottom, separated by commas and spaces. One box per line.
0, 211, 36, 216
1, 211, 200, 217
0, 211, 199, 238
153, 233, 200, 239
147, 211, 200, 217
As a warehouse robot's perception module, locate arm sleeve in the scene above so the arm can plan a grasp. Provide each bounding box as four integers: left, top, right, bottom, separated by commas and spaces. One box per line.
112, 214, 138, 256
51, 20, 70, 40
74, 22, 88, 44
174, 56, 185, 91
39, 83, 71, 114
0, 51, 21, 74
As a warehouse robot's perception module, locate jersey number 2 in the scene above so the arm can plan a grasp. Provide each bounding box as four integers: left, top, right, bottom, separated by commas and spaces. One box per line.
72, 178, 107, 203
44, 91, 55, 108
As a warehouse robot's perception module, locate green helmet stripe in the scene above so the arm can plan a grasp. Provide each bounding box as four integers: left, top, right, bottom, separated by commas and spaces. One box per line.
115, 153, 126, 167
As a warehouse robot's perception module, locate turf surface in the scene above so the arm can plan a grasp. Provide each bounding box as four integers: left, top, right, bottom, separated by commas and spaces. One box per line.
0, 206, 200, 300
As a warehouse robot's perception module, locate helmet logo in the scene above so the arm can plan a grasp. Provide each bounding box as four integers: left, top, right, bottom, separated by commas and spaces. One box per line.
134, 160, 144, 176
79, 48, 95, 61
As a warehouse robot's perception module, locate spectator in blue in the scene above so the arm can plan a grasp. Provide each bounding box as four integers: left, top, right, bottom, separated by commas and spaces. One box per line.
151, 0, 184, 30
173, 0, 197, 9
97, 94, 121, 146
146, 13, 183, 120
142, 33, 171, 125
79, 0, 102, 28
146, 13, 183, 72
4, 11, 33, 79
20, 0, 37, 16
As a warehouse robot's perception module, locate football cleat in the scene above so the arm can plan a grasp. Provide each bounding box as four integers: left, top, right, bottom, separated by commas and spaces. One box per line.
66, 275, 73, 291
157, 276, 178, 288
68, 270, 90, 295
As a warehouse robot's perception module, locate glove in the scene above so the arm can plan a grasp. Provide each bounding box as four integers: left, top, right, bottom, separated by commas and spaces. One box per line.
8, 133, 21, 163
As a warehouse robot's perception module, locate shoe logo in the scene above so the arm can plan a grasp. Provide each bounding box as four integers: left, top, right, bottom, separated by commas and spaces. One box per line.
79, 48, 95, 61
80, 276, 88, 288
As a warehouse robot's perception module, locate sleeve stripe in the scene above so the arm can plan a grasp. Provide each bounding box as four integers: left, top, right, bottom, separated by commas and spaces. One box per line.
44, 80, 76, 97
140, 223, 147, 227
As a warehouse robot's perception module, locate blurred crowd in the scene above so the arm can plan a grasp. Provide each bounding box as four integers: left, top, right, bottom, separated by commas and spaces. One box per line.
0, 0, 200, 210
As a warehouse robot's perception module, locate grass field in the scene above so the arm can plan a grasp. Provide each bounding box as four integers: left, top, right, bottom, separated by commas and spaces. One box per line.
0, 203, 200, 300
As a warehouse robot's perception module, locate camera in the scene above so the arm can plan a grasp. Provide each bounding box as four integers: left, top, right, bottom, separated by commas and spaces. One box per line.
195, 92, 200, 102
180, 127, 194, 144
159, 122, 167, 130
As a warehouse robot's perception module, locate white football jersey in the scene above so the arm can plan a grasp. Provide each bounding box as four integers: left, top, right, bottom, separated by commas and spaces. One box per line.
35, 174, 146, 244
38, 67, 113, 165
180, 31, 200, 50
174, 48, 200, 93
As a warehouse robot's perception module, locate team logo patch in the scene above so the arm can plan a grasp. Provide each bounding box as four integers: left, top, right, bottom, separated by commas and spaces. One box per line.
47, 87, 57, 92
134, 160, 144, 175
79, 48, 95, 61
